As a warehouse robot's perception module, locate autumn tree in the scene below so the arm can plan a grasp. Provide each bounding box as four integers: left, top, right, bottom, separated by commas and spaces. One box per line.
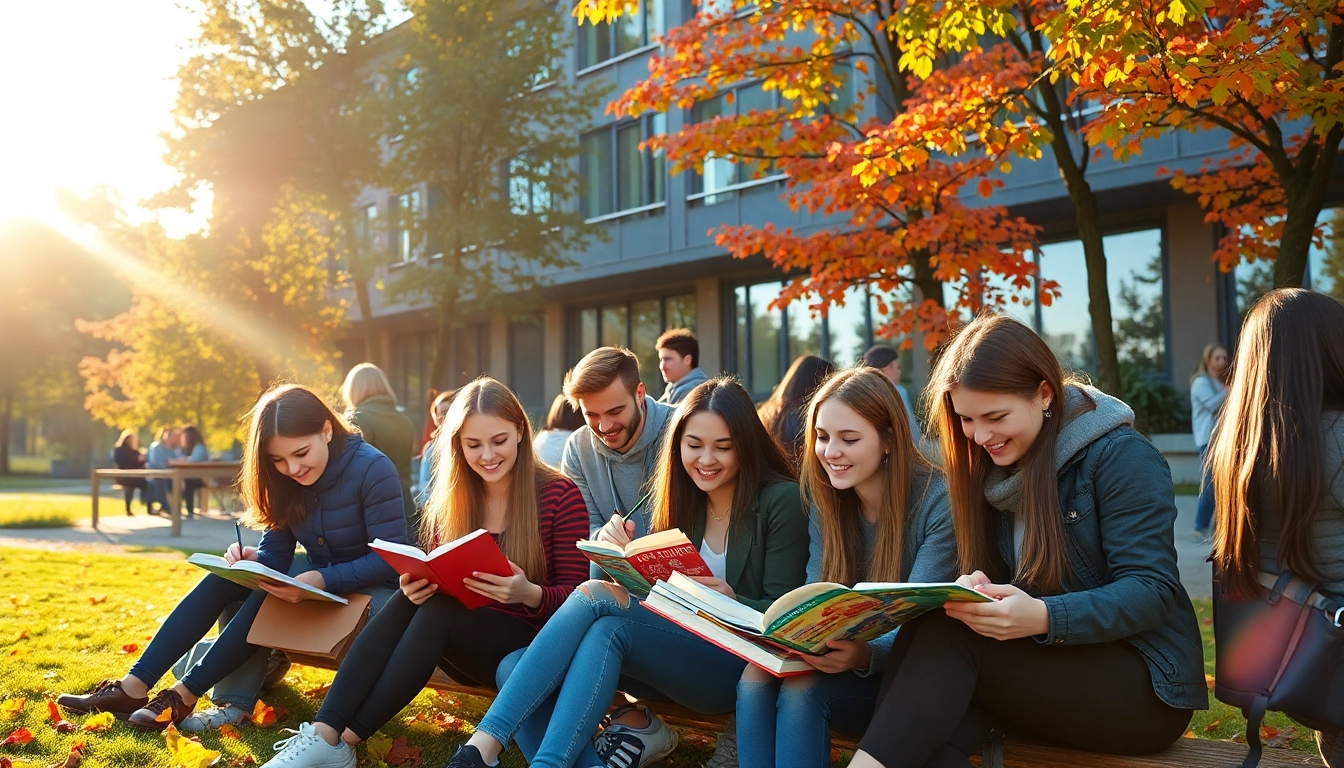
1068, 0, 1344, 290
164, 0, 393, 364
605, 0, 1047, 350
379, 0, 602, 388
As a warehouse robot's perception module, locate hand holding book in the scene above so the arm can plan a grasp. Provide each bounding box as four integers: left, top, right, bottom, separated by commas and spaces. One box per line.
800, 638, 872, 674
942, 569, 1048, 640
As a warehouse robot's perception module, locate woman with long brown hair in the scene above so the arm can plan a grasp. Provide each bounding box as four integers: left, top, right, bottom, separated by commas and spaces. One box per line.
57, 384, 409, 734
737, 367, 957, 767
1210, 289, 1344, 766
259, 377, 589, 768
758, 354, 837, 468
847, 315, 1205, 768
446, 377, 810, 768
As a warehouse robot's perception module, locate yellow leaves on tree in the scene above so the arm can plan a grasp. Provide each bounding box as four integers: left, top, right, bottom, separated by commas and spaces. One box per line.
164, 724, 221, 768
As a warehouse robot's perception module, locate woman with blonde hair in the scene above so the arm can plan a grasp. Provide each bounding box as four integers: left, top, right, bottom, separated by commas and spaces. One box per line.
737, 367, 956, 767
342, 363, 418, 537
1190, 342, 1230, 540
847, 315, 1204, 768
1210, 289, 1344, 766
259, 377, 589, 768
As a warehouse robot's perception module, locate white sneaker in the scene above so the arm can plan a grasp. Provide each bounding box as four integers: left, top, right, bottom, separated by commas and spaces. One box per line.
260, 722, 356, 768
593, 705, 679, 768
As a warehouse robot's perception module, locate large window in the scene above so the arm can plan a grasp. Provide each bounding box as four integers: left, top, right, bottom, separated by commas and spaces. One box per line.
353, 203, 378, 254
732, 282, 872, 398
689, 83, 780, 205
507, 155, 553, 219
578, 0, 663, 70
581, 115, 667, 219
575, 293, 697, 389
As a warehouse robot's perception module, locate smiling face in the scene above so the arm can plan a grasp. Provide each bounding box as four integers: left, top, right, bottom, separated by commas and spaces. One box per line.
680, 410, 740, 497
266, 422, 334, 486
658, 347, 694, 384
578, 379, 646, 453
949, 384, 1052, 467
813, 399, 886, 500
458, 413, 522, 484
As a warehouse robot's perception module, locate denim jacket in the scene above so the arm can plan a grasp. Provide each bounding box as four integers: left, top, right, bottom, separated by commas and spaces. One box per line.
995, 426, 1207, 711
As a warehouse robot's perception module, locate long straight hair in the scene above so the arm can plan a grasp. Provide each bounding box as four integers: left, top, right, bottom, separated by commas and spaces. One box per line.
801, 367, 934, 585
422, 377, 555, 582
240, 384, 355, 530
757, 354, 837, 468
1211, 289, 1344, 596
649, 377, 795, 535
926, 314, 1081, 592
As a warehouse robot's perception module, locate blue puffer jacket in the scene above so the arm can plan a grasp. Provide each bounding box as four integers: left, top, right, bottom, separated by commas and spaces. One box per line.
254, 434, 407, 594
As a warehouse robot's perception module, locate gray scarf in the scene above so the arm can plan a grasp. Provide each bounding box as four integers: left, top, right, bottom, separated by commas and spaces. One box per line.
983, 384, 1134, 517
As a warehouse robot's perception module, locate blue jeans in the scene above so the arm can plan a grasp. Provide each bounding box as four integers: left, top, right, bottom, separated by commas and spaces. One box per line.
160, 554, 394, 710
477, 580, 747, 768
736, 669, 879, 768
1194, 446, 1215, 533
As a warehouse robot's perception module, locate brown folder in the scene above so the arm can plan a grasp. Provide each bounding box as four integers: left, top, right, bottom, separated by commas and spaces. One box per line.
247, 593, 371, 664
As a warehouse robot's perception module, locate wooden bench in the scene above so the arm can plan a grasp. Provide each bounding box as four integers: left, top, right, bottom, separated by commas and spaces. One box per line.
282, 655, 1322, 767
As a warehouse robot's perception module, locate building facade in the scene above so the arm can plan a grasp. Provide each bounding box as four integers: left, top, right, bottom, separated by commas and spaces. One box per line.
341, 2, 1344, 450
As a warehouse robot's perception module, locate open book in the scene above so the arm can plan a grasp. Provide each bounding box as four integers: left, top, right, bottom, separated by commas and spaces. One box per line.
370, 530, 512, 610
187, 554, 347, 604
643, 572, 994, 676
576, 528, 711, 598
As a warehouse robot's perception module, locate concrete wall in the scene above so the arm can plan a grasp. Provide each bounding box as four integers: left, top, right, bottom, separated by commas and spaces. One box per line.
1165, 200, 1220, 391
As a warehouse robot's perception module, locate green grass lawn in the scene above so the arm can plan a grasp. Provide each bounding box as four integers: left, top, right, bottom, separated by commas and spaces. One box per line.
0, 547, 1320, 767
0, 494, 114, 529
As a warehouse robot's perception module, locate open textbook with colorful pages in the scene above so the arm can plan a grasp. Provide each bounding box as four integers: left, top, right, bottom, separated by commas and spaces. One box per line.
647, 571, 994, 658
575, 528, 711, 598
186, 554, 347, 604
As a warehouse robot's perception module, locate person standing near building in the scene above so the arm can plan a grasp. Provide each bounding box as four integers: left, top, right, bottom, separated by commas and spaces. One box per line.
1190, 343, 1229, 541
862, 344, 922, 444
342, 363, 418, 540
656, 328, 708, 405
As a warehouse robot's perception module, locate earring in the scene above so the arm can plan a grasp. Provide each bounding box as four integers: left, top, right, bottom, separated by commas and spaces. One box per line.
1043, 406, 1053, 419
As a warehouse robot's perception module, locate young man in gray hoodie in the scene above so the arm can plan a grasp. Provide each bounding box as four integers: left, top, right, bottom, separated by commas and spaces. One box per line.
655, 328, 708, 406
560, 346, 674, 558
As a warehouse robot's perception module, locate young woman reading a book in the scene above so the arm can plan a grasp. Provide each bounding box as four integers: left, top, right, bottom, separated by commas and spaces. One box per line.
736, 366, 957, 768
446, 377, 810, 768
846, 315, 1205, 768
260, 377, 589, 768
56, 384, 408, 731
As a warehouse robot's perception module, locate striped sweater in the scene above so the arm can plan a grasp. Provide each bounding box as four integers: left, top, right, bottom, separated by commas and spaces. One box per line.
430, 476, 590, 629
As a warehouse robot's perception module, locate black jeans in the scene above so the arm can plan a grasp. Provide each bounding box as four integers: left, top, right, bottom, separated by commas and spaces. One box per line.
129, 574, 269, 699
314, 590, 537, 741
856, 611, 1193, 767
120, 479, 148, 513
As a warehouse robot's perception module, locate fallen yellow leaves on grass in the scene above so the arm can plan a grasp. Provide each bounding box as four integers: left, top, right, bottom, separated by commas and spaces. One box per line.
164, 723, 221, 768
81, 712, 114, 732
0, 701, 23, 721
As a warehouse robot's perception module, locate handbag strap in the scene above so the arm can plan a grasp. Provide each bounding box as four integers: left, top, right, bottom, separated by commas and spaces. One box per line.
1253, 570, 1344, 624
1241, 695, 1268, 768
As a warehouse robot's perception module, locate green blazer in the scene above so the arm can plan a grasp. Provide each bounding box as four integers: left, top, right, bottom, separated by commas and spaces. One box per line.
687, 480, 810, 612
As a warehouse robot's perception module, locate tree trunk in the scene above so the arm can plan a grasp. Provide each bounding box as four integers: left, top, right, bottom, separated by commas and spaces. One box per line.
910, 248, 946, 310
1036, 81, 1122, 395
0, 395, 12, 476
1274, 131, 1342, 288
428, 296, 459, 391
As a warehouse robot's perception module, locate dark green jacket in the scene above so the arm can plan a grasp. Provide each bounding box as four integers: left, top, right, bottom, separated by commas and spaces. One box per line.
687, 480, 810, 612
348, 395, 417, 529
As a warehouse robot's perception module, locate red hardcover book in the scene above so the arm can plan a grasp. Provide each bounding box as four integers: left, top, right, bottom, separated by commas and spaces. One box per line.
370, 530, 511, 610
576, 528, 712, 598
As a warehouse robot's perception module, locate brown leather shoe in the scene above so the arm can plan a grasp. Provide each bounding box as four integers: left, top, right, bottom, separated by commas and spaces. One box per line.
56, 680, 148, 718
127, 689, 195, 731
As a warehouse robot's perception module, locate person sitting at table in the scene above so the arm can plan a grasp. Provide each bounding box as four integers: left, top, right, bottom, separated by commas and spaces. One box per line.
179, 425, 210, 519
145, 427, 181, 516
112, 429, 150, 516
54, 384, 408, 732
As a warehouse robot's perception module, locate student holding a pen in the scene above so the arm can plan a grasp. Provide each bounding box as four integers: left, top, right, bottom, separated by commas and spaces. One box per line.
55, 384, 408, 734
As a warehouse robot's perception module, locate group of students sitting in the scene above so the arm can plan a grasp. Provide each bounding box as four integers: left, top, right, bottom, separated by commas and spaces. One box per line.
54, 288, 1344, 768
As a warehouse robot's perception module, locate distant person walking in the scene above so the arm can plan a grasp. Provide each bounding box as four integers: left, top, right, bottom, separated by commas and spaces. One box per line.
1190, 343, 1229, 540
112, 430, 149, 516
656, 328, 708, 405
343, 363, 418, 539
862, 344, 923, 444
533, 394, 583, 468
180, 426, 209, 519
757, 354, 836, 469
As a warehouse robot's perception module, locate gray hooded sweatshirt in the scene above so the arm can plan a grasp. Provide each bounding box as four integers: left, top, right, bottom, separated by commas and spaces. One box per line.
561, 396, 674, 565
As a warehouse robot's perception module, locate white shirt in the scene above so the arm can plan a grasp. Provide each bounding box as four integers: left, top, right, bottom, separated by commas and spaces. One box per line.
1190, 374, 1228, 449
698, 539, 728, 581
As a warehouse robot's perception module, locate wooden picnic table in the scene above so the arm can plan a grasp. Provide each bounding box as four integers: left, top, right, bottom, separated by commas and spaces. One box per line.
90, 461, 241, 537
